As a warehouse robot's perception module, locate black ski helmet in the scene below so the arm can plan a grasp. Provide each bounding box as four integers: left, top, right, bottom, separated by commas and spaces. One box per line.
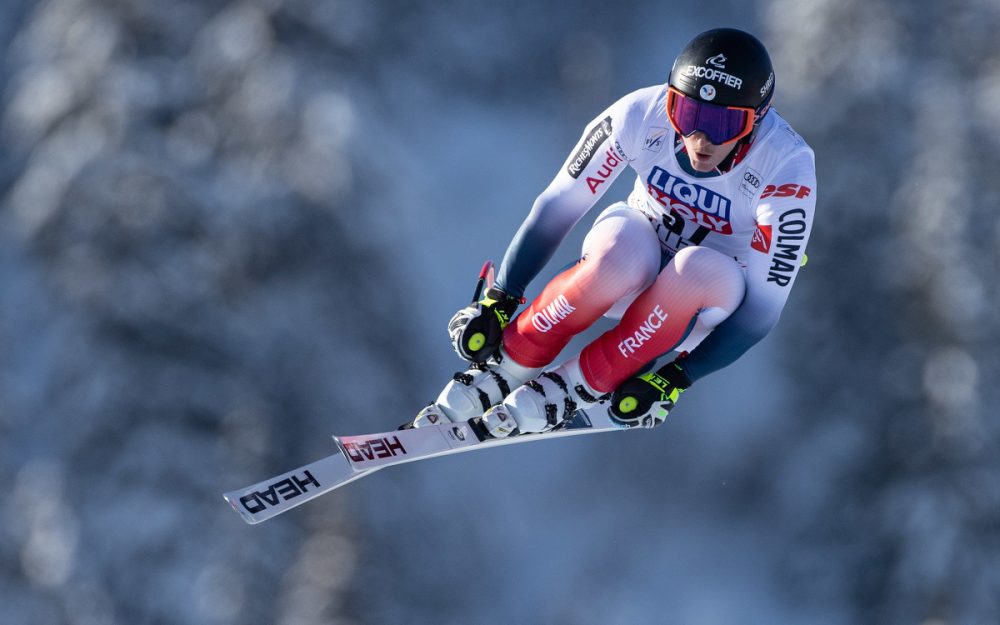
668, 28, 775, 121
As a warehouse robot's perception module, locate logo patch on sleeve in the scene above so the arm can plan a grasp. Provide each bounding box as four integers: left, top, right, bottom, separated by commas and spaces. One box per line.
761, 183, 812, 199
643, 127, 669, 152
567, 116, 613, 179
751, 224, 772, 253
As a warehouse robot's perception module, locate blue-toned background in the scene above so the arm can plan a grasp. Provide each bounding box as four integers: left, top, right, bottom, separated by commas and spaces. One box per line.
1, 1, 998, 623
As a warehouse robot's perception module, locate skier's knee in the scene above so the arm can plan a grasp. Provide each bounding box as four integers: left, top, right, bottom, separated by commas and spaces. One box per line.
659, 246, 745, 309
582, 209, 660, 292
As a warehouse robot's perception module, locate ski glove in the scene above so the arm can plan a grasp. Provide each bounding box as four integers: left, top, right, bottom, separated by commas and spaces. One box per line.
448, 287, 522, 363
608, 361, 693, 428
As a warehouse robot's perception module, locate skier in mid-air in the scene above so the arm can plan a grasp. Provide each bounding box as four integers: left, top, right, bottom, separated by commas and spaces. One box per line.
224, 27, 820, 524
409, 27, 817, 438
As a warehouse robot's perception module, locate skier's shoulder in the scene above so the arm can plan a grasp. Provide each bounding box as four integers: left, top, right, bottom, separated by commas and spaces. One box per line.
752, 110, 814, 165
603, 85, 668, 159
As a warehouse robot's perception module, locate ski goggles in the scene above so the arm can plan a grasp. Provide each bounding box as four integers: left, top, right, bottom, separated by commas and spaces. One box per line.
666, 86, 756, 145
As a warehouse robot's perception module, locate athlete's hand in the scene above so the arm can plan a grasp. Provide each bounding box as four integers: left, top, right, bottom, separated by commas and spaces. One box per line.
448, 287, 521, 363
608, 361, 692, 428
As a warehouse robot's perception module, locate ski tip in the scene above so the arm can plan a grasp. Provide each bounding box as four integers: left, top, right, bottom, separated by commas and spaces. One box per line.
223, 492, 263, 525
478, 260, 494, 280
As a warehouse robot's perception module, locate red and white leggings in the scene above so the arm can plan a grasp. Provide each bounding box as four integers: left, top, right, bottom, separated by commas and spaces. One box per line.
502, 203, 746, 393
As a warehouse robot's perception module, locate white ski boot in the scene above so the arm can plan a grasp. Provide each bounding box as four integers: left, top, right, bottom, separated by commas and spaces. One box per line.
481, 356, 610, 438
408, 348, 541, 428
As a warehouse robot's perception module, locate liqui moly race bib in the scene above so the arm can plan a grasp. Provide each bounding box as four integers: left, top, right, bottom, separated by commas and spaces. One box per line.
646, 166, 733, 234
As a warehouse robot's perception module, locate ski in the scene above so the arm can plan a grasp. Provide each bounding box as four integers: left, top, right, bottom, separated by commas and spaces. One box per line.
223, 408, 624, 524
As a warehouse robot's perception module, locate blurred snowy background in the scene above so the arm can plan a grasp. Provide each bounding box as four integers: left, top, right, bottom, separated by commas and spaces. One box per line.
1, 0, 998, 623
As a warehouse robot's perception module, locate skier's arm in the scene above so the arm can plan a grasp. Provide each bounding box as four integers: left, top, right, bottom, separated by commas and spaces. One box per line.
494, 93, 643, 298
678, 150, 817, 382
